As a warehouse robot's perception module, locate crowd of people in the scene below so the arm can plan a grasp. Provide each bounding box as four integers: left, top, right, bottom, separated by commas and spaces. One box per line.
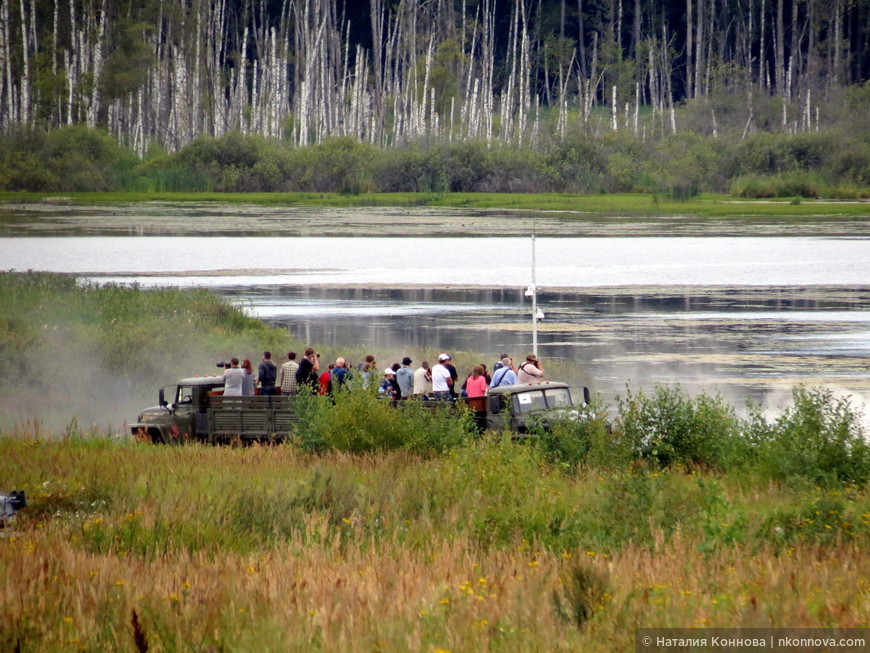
220, 348, 547, 401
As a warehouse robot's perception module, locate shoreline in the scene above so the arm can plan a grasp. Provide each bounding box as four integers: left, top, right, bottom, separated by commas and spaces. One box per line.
78, 275, 870, 297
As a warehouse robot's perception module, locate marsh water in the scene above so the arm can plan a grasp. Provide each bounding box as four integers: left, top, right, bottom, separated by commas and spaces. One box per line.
2, 201, 870, 407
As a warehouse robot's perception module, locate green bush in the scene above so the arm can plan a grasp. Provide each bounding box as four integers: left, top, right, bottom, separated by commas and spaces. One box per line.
754, 386, 870, 487
733, 132, 797, 176
526, 398, 613, 469
541, 129, 607, 193
760, 488, 868, 546
294, 385, 471, 455
613, 385, 742, 470
730, 175, 776, 198
439, 438, 559, 547
0, 126, 138, 191
373, 144, 450, 192
651, 132, 729, 193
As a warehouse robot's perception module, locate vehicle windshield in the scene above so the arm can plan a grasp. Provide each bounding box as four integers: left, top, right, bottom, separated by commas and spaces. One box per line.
511, 387, 573, 414
176, 386, 194, 405
513, 388, 571, 413
545, 388, 573, 408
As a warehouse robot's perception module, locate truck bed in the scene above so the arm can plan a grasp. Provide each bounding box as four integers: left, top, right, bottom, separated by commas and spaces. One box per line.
207, 395, 298, 442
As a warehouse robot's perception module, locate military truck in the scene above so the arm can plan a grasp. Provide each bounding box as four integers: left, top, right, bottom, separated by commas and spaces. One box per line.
131, 376, 587, 444
130, 376, 297, 444
484, 381, 588, 434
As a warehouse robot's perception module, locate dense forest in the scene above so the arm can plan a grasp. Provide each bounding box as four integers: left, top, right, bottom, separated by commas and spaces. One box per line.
1, 0, 868, 150
0, 0, 868, 195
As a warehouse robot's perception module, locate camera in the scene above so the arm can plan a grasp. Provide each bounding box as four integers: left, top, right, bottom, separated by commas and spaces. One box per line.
315, 353, 320, 358
216, 361, 230, 369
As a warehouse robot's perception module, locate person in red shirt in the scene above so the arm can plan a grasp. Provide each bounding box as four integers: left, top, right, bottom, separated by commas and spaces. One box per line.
318, 363, 335, 395
464, 365, 489, 434
465, 365, 489, 398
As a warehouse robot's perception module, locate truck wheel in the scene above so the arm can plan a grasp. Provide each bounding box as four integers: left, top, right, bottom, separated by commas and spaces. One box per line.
146, 428, 167, 444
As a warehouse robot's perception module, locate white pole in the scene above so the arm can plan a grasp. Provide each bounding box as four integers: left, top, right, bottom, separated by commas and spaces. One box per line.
531, 227, 537, 356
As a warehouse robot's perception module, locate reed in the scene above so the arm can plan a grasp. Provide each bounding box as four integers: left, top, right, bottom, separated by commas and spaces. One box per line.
1, 436, 868, 651
3, 190, 870, 218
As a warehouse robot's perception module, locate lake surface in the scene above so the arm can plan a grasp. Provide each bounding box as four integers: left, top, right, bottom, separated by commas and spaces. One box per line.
2, 202, 870, 409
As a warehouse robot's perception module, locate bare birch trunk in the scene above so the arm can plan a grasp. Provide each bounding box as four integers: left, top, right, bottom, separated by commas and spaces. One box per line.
18, 0, 29, 123
0, 0, 11, 125
87, 0, 108, 128
611, 84, 617, 130
775, 0, 784, 94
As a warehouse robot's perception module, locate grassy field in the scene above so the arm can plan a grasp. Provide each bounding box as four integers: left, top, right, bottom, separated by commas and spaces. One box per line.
2, 435, 869, 652
3, 190, 870, 219
1, 271, 869, 651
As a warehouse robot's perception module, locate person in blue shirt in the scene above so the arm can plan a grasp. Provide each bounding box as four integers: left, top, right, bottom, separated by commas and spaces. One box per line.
489, 357, 517, 388
331, 357, 353, 392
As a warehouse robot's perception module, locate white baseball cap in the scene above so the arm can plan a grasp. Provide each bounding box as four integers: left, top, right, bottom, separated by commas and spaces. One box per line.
438, 353, 450, 361
384, 367, 395, 375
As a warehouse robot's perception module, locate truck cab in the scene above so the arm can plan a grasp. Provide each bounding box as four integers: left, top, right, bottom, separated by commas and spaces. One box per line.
485, 381, 578, 434
130, 376, 224, 443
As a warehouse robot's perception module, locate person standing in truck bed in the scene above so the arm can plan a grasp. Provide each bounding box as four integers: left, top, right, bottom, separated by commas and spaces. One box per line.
278, 352, 299, 396
241, 358, 255, 396
490, 357, 517, 388
431, 354, 454, 401
517, 353, 545, 384
331, 357, 353, 392
223, 358, 245, 396
296, 347, 320, 393
413, 361, 432, 398
396, 357, 414, 399
258, 351, 278, 396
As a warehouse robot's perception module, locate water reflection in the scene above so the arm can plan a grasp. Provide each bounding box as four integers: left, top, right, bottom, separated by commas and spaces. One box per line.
225, 285, 870, 403
3, 201, 870, 406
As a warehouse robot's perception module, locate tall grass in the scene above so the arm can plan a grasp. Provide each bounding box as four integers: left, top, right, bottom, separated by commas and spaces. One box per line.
5, 189, 870, 218
1, 435, 868, 651
0, 273, 290, 430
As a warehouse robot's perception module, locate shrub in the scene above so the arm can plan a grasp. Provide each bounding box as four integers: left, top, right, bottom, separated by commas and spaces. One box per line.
294, 385, 471, 455
373, 144, 450, 192
439, 437, 557, 547
526, 398, 612, 469
552, 561, 610, 629
730, 175, 776, 198
770, 171, 823, 198
612, 385, 742, 470
651, 131, 729, 193
734, 132, 797, 176
754, 386, 870, 487
0, 126, 139, 191
759, 488, 866, 546
542, 130, 607, 192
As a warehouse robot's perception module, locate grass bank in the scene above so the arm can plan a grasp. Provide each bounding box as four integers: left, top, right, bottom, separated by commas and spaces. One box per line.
2, 271, 869, 650
3, 191, 870, 219
0, 272, 297, 430
1, 436, 868, 652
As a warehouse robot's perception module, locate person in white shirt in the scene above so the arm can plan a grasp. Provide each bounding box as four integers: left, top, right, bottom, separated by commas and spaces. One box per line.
431, 354, 454, 401
222, 358, 246, 396
413, 361, 433, 397
516, 353, 545, 384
